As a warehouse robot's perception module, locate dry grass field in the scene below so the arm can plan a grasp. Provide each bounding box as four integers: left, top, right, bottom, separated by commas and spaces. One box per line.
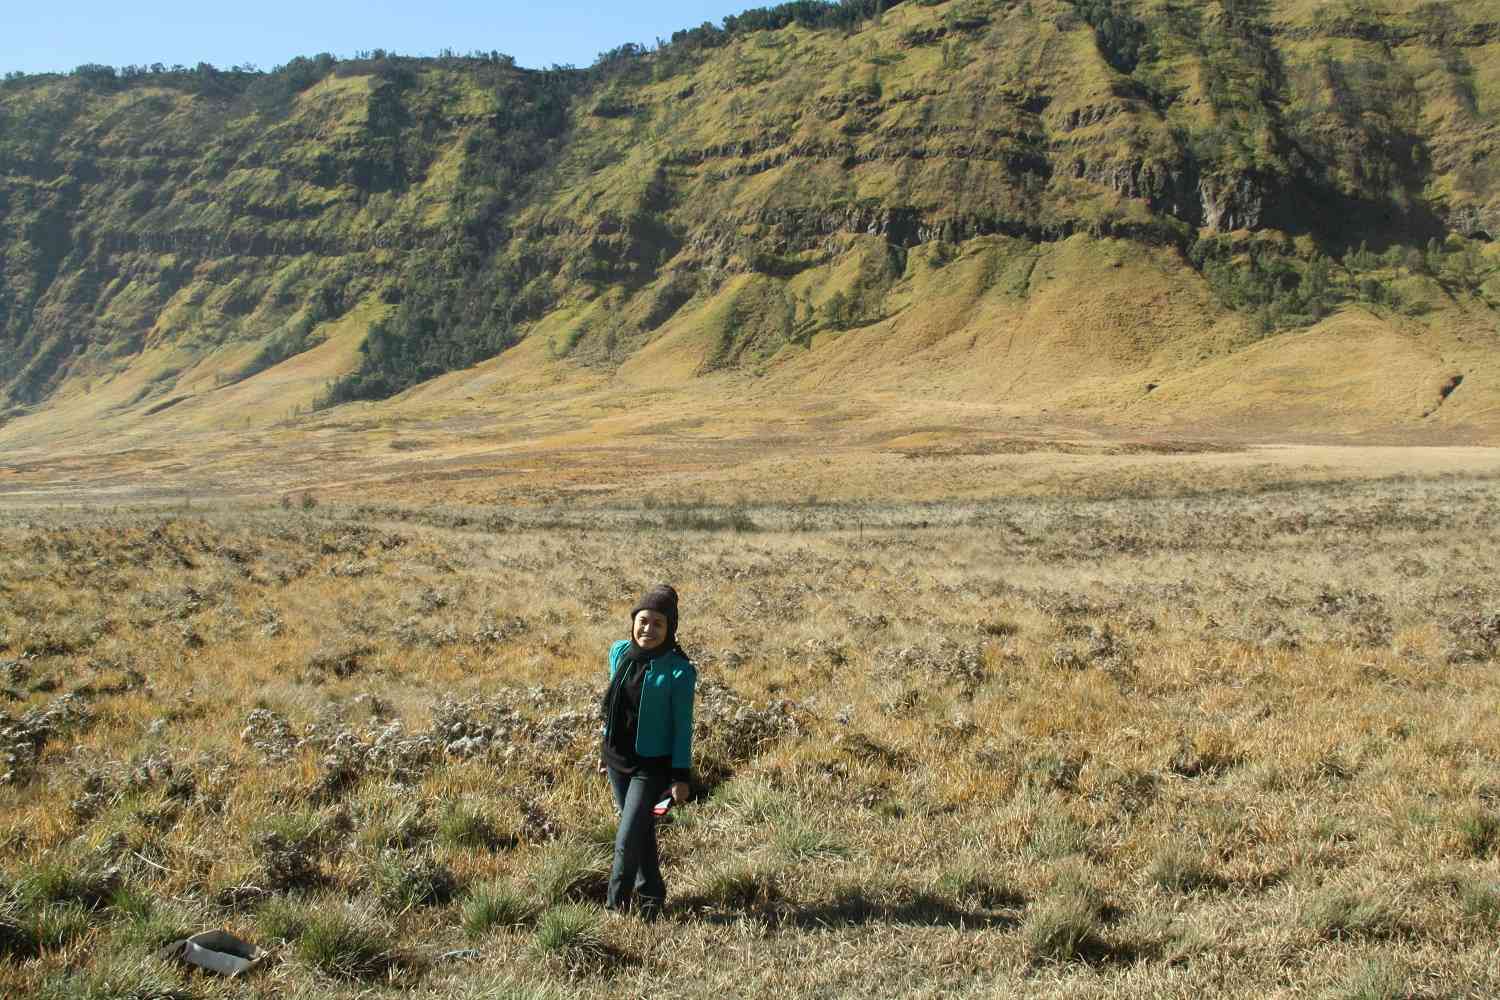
2, 464, 1499, 999
5, 3, 1499, 991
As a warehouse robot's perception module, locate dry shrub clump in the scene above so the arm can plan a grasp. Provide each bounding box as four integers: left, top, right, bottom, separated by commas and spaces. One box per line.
0, 477, 1498, 997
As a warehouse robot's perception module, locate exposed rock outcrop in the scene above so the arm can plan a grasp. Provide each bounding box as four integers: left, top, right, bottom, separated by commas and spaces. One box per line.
1198, 174, 1267, 234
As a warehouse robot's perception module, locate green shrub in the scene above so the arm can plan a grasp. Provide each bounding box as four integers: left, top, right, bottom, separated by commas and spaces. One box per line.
1458, 878, 1500, 925
255, 895, 313, 944
533, 904, 604, 958
295, 904, 395, 979
1191, 239, 1346, 335
1025, 813, 1090, 860
1070, 0, 1147, 74
528, 841, 609, 906
1301, 887, 1399, 940
32, 956, 194, 1000
581, 817, 619, 854
253, 809, 327, 848
0, 887, 94, 959
105, 884, 153, 921
107, 887, 192, 950
20, 859, 120, 910
371, 850, 460, 911
462, 881, 535, 938
934, 867, 1021, 909
26, 902, 94, 954
1148, 845, 1223, 893
438, 801, 508, 851
1329, 956, 1409, 1000
775, 824, 849, 863
1456, 807, 1499, 858
1022, 870, 1107, 962
717, 776, 792, 825
357, 796, 431, 851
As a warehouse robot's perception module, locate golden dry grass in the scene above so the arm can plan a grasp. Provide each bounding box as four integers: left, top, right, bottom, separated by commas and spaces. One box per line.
2, 467, 1499, 998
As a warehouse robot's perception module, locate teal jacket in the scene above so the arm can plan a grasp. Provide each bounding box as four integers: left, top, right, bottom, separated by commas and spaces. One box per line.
605, 639, 697, 773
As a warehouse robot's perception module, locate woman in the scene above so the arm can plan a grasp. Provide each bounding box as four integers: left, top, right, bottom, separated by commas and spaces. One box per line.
600, 584, 696, 918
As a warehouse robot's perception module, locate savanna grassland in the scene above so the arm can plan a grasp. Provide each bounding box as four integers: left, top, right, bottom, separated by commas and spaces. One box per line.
2, 470, 1499, 999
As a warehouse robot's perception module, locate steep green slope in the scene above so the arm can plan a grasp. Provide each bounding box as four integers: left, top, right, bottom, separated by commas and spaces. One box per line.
0, 56, 580, 414
0, 0, 1497, 439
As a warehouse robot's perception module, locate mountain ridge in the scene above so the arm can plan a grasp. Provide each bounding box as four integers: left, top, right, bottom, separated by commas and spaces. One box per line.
1, 0, 1497, 456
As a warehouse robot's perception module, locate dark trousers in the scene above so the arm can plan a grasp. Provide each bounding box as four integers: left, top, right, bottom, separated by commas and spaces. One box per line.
606, 766, 668, 912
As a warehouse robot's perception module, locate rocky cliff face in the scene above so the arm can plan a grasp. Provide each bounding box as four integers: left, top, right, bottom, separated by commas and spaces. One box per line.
0, 0, 1496, 421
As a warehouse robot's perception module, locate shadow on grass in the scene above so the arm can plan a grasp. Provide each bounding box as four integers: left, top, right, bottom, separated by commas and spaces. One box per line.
673, 882, 1024, 931
533, 940, 642, 979
1022, 889, 1155, 968
784, 888, 1024, 930
1027, 934, 1152, 968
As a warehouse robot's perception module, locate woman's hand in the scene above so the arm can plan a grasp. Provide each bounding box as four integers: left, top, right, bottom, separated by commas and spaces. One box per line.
670, 781, 689, 804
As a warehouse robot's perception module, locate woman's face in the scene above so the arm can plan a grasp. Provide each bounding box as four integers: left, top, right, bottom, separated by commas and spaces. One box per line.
633, 610, 669, 650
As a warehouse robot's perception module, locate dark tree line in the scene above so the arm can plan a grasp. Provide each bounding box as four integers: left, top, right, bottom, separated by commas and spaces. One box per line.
1069, 0, 1147, 75
0, 49, 527, 98
670, 0, 903, 49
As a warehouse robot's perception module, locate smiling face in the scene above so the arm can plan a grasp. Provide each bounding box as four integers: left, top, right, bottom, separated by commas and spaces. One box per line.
632, 609, 670, 650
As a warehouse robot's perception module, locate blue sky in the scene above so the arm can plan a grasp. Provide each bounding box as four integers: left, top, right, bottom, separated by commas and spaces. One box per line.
1, 2, 766, 76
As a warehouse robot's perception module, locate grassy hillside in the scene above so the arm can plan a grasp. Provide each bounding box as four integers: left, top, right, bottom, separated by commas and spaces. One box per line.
1, 0, 1498, 449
